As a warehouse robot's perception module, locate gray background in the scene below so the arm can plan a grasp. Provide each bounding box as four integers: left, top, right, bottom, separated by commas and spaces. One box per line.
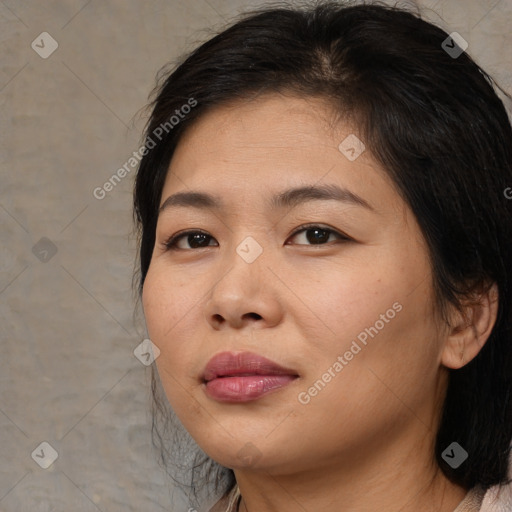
1, 0, 511, 511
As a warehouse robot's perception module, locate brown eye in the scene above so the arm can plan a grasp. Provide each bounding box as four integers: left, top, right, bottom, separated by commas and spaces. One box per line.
162, 224, 349, 251
287, 225, 349, 245
163, 231, 218, 250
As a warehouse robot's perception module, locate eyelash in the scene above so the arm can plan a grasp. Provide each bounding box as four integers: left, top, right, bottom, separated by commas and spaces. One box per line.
162, 223, 350, 251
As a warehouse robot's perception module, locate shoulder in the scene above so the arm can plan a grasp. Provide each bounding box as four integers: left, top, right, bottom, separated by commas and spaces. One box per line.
454, 486, 486, 512
208, 484, 240, 512
208, 497, 227, 512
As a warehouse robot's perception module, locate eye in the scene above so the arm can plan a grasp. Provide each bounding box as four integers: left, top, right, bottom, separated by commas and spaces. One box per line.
287, 224, 350, 245
161, 224, 350, 251
162, 230, 218, 251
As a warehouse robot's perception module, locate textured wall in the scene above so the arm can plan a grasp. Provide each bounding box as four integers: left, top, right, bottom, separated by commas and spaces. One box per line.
1, 1, 511, 511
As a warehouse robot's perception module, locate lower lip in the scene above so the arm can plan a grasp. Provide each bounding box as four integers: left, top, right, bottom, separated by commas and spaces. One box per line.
204, 375, 297, 402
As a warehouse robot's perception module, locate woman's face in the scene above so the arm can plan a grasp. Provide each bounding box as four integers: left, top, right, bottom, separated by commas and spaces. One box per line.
142, 93, 448, 475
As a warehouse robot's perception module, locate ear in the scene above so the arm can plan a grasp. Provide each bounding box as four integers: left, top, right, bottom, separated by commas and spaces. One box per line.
441, 282, 499, 369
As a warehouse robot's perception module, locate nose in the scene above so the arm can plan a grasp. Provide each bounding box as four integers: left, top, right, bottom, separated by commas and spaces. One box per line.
203, 247, 283, 331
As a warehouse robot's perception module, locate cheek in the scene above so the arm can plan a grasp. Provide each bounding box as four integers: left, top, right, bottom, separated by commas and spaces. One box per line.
143, 263, 190, 335
291, 255, 439, 394
142, 264, 200, 364
142, 265, 205, 410
288, 260, 399, 342
290, 321, 437, 462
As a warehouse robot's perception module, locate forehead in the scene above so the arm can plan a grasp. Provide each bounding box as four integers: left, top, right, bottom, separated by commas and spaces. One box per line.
161, 93, 404, 220
176, 93, 340, 156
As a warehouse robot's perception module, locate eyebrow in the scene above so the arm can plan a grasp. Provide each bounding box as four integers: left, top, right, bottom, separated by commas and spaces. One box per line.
158, 183, 374, 214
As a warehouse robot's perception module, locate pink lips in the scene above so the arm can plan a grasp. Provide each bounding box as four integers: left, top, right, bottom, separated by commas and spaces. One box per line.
202, 351, 299, 402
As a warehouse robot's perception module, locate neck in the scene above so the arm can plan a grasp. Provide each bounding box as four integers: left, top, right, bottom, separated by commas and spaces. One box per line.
236, 468, 466, 512
233, 429, 468, 512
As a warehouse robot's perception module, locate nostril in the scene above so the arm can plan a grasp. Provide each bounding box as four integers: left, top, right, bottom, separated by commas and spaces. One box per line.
244, 312, 262, 321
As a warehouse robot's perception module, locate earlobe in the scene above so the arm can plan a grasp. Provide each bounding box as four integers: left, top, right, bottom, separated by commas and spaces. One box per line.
441, 283, 499, 370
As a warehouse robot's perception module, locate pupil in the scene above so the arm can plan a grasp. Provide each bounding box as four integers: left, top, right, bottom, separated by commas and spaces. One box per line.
189, 233, 209, 248
307, 228, 329, 244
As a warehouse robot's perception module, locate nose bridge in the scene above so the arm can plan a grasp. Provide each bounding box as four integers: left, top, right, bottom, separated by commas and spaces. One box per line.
234, 233, 266, 266
215, 231, 267, 295
220, 207, 270, 267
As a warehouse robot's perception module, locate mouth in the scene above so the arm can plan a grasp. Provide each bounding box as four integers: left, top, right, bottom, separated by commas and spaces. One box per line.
202, 351, 299, 381
202, 351, 299, 402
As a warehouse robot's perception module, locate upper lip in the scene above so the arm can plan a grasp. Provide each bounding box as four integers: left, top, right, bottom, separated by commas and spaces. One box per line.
202, 351, 299, 382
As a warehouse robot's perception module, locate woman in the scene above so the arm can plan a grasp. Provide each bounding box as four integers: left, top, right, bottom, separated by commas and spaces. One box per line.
133, 2, 512, 511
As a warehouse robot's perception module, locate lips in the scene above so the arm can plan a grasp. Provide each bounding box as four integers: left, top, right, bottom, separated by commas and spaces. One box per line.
202, 351, 299, 402
203, 351, 298, 382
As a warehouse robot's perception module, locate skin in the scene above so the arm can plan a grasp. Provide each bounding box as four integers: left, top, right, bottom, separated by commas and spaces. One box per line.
142, 92, 498, 512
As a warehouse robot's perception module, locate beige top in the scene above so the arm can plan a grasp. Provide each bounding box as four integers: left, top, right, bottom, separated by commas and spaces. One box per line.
453, 486, 486, 512
210, 484, 486, 512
